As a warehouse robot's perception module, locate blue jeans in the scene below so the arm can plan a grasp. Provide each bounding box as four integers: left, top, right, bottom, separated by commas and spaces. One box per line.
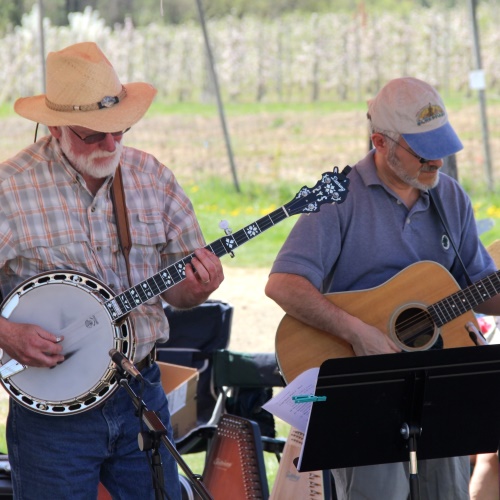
7, 363, 182, 500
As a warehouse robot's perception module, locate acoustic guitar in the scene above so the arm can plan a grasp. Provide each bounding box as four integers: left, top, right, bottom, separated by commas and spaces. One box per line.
275, 260, 495, 383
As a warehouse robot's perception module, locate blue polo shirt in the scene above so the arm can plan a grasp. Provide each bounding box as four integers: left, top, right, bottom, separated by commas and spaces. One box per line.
270, 150, 495, 293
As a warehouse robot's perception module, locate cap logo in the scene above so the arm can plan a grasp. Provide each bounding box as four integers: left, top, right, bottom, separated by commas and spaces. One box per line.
416, 103, 445, 126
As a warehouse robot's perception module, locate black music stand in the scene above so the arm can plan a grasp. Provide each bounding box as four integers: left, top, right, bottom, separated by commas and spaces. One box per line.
297, 345, 500, 499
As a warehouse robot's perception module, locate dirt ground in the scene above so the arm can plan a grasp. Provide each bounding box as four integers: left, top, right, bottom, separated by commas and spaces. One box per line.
1, 104, 498, 188
210, 267, 284, 353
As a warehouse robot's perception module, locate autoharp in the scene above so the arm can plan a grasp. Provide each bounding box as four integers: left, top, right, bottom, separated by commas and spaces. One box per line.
203, 414, 269, 499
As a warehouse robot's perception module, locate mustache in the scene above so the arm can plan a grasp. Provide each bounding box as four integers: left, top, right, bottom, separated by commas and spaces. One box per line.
89, 149, 121, 160
420, 165, 440, 173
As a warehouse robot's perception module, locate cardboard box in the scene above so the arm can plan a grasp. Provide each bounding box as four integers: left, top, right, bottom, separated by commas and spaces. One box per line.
158, 361, 198, 440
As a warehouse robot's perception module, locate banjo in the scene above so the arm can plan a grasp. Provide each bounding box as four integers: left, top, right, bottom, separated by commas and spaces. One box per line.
0, 167, 351, 416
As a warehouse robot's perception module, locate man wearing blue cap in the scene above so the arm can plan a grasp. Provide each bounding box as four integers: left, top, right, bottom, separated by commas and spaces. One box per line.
266, 77, 500, 499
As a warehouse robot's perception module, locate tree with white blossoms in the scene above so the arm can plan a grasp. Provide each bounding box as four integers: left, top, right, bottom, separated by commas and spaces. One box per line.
0, 3, 499, 105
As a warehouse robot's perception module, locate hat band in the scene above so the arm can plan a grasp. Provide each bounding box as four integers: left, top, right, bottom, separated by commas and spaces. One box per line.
45, 86, 127, 112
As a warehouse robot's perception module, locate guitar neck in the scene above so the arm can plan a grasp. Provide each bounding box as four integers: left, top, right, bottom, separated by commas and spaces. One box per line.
106, 206, 289, 320
430, 269, 500, 327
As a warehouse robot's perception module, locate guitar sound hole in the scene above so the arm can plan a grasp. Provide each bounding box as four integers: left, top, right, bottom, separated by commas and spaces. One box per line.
394, 307, 436, 350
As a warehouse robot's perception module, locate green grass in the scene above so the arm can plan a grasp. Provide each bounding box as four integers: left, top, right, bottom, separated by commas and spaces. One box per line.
189, 176, 500, 267
463, 183, 500, 247
2, 92, 500, 119
143, 93, 500, 122
187, 177, 301, 268
0, 398, 7, 454
149, 100, 370, 117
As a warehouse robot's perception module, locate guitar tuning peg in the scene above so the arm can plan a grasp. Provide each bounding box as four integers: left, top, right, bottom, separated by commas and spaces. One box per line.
219, 220, 233, 235
219, 220, 235, 257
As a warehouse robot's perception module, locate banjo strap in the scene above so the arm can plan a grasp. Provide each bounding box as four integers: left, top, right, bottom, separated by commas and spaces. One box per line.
111, 165, 133, 287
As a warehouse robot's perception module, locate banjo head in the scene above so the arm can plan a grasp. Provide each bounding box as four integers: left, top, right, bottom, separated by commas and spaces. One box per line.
0, 271, 135, 415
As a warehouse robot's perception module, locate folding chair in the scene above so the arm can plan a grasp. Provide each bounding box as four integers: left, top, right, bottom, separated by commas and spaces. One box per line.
157, 302, 286, 476
210, 349, 286, 462
156, 299, 233, 453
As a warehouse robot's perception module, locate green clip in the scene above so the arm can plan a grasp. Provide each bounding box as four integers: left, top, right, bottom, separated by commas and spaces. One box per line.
292, 394, 327, 403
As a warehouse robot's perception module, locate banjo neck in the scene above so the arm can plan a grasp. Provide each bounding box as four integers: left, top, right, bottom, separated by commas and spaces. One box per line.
104, 167, 352, 322
105, 219, 282, 321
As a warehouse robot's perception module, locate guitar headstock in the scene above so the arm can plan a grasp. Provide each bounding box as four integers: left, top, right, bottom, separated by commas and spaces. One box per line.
285, 166, 351, 216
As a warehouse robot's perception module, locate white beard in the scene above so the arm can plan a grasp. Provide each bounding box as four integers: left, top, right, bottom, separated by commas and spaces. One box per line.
59, 129, 123, 179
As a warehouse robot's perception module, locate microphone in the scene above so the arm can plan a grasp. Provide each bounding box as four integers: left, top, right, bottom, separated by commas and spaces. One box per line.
109, 349, 143, 381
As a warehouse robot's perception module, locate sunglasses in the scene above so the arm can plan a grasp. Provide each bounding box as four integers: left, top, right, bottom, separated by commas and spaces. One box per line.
383, 134, 431, 164
68, 126, 131, 145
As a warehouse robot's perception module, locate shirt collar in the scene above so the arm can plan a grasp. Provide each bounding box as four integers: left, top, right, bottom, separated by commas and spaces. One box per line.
356, 149, 383, 187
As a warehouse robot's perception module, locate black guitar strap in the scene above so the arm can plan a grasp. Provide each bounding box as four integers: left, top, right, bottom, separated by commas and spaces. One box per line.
428, 188, 473, 286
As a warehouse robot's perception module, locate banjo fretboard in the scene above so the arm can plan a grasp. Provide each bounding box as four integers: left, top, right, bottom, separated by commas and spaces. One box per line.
104, 166, 351, 321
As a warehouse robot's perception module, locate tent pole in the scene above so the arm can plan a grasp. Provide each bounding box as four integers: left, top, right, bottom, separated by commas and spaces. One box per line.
195, 0, 241, 193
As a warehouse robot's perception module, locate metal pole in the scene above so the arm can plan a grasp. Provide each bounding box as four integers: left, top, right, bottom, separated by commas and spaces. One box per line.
468, 0, 494, 189
38, 0, 46, 93
38, 0, 49, 137
195, 0, 241, 193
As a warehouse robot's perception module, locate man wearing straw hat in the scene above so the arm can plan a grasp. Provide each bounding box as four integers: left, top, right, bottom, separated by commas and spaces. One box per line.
0, 42, 224, 498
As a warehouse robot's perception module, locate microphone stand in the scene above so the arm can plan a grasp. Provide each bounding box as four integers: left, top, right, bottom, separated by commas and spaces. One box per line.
117, 373, 213, 500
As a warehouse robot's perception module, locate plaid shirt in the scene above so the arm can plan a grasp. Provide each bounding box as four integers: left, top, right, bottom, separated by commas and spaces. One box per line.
0, 135, 205, 361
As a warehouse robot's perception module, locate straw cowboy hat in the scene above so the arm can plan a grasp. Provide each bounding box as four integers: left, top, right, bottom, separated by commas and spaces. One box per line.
14, 42, 157, 133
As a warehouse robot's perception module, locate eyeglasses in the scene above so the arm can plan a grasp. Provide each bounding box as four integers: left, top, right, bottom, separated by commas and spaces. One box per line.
68, 126, 131, 145
383, 134, 431, 164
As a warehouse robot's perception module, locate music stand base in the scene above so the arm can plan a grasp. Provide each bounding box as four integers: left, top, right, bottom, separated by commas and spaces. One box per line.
119, 378, 213, 500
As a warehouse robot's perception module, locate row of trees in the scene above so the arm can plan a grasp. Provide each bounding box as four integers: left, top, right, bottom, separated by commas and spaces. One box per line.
1, 0, 491, 31
1, 4, 497, 105
0, 3, 497, 186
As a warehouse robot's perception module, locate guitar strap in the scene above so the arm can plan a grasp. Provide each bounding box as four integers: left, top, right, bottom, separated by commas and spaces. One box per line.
111, 165, 133, 287
428, 188, 472, 286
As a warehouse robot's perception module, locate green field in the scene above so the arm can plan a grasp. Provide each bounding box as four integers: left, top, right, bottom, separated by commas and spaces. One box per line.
188, 177, 500, 268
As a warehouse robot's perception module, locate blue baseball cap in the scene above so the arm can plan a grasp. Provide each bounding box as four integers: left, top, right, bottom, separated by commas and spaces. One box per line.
368, 77, 463, 159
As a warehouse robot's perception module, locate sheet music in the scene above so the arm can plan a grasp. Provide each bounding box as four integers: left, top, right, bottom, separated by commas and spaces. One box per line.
262, 367, 319, 433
